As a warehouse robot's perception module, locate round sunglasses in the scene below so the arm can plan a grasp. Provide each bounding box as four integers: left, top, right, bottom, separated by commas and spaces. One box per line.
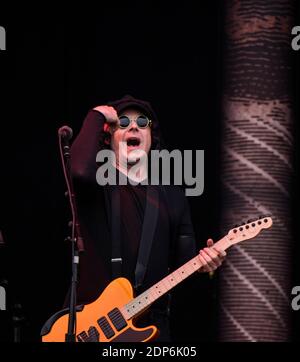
118, 115, 152, 129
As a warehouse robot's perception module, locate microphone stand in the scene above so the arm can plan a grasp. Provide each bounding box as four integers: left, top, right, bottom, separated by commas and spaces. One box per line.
58, 127, 84, 342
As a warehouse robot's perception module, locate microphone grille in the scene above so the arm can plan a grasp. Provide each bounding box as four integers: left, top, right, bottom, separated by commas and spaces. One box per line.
58, 125, 73, 140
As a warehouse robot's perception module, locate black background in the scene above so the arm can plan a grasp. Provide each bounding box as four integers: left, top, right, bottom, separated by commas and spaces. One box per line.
0, 1, 299, 343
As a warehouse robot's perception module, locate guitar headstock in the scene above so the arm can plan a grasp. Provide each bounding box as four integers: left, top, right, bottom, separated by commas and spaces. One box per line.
226, 216, 273, 246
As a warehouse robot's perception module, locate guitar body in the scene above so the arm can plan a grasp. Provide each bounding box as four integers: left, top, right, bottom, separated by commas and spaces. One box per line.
41, 278, 158, 342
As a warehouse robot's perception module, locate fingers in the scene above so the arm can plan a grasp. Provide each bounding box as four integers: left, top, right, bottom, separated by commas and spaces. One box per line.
93, 105, 119, 124
199, 249, 218, 272
198, 244, 227, 273
213, 247, 227, 259
206, 238, 227, 259
198, 253, 211, 273
203, 248, 222, 267
206, 238, 214, 247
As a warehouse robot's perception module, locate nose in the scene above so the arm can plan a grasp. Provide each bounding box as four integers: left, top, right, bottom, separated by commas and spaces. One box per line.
128, 120, 139, 132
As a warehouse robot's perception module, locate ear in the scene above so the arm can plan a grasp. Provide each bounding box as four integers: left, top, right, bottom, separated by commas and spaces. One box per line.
103, 123, 111, 145
103, 123, 110, 132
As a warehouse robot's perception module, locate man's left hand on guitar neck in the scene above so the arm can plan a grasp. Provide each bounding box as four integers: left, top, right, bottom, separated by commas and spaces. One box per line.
198, 239, 227, 273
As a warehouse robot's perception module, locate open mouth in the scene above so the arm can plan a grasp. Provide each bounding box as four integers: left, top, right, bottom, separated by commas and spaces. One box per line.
126, 137, 141, 147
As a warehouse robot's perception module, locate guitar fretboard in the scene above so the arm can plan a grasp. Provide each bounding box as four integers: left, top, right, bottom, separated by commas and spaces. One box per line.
121, 235, 231, 320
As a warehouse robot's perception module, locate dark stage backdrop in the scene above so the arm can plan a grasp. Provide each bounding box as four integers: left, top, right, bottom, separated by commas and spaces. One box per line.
0, 2, 299, 342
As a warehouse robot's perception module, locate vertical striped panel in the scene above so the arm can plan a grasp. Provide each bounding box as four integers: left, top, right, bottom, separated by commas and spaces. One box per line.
219, 0, 294, 341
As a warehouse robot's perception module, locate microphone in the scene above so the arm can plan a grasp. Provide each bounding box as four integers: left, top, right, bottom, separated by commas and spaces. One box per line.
58, 126, 73, 158
58, 125, 73, 140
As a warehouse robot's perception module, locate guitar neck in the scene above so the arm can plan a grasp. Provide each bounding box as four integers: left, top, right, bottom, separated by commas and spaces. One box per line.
122, 235, 232, 320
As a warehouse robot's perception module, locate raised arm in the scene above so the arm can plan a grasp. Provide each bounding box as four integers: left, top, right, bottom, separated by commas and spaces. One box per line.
70, 106, 118, 184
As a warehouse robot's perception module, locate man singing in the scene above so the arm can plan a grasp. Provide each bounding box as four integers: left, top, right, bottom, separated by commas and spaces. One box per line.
70, 94, 226, 341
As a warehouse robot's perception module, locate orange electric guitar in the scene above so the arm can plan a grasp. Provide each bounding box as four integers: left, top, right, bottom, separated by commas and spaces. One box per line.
41, 216, 272, 342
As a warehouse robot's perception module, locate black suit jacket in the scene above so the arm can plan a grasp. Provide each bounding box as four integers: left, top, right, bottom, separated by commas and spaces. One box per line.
70, 110, 197, 309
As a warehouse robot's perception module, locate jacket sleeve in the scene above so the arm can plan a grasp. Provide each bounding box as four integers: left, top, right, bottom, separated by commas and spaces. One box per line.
70, 110, 106, 184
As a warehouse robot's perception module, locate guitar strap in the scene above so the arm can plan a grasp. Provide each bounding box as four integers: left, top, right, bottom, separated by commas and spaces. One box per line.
134, 185, 159, 289
110, 186, 122, 279
110, 184, 159, 289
